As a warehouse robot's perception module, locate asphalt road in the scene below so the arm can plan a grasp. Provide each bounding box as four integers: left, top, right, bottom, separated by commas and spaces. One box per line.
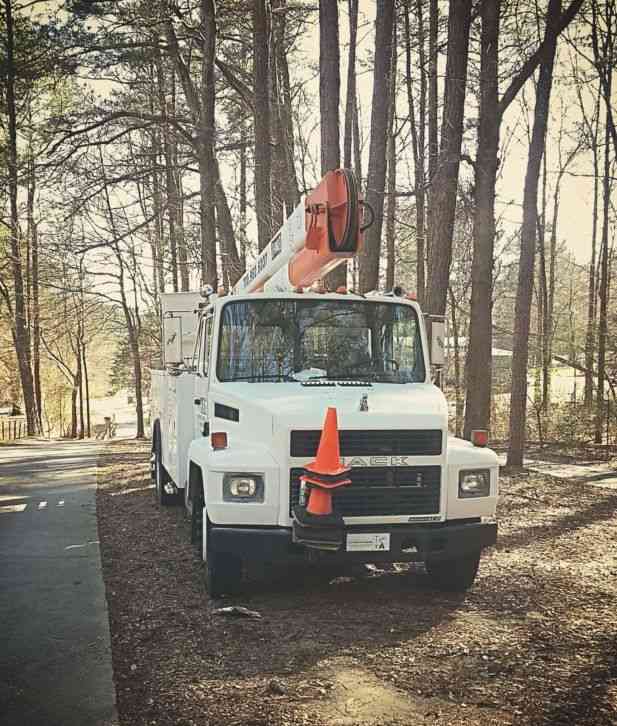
0, 439, 117, 726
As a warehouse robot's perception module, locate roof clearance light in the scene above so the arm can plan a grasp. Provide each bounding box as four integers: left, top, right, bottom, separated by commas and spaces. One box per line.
336, 286, 347, 294
406, 292, 417, 301
201, 284, 215, 298
211, 431, 228, 450
471, 429, 488, 447
311, 280, 326, 294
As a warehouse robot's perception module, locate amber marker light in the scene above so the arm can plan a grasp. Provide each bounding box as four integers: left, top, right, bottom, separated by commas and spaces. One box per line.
211, 432, 228, 450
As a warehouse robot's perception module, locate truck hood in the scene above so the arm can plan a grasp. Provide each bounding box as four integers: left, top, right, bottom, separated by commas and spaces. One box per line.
210, 382, 448, 431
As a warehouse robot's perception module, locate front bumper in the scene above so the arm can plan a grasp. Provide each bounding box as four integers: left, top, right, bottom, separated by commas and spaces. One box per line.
209, 519, 497, 563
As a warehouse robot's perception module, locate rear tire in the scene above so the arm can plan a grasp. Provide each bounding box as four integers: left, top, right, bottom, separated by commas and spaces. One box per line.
425, 551, 480, 592
154, 447, 177, 506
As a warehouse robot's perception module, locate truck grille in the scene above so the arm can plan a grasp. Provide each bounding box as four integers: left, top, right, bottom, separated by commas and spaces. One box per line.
290, 429, 442, 457
289, 466, 441, 517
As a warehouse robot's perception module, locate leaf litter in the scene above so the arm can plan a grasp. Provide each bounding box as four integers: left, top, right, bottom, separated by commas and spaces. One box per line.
97, 440, 617, 726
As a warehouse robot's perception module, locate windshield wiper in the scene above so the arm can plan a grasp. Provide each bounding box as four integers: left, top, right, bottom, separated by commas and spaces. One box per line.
226, 373, 296, 382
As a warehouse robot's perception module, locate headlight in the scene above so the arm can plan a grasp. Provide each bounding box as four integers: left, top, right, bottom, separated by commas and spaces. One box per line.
223, 474, 264, 502
458, 469, 490, 498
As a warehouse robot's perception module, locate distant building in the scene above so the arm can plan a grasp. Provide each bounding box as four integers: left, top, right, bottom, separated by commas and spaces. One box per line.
0, 402, 22, 417
444, 337, 584, 401
444, 337, 513, 390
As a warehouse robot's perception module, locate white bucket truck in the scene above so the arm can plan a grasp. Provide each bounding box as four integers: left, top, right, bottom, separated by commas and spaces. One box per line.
150, 169, 498, 596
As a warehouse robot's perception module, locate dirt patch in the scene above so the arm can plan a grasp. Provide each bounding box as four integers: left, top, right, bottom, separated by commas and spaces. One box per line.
97, 441, 617, 725
302, 659, 512, 725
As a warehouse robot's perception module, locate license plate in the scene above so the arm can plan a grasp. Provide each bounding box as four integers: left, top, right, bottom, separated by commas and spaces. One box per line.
346, 533, 390, 552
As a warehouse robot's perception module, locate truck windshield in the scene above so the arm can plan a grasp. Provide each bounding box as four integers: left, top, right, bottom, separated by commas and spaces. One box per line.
217, 299, 425, 383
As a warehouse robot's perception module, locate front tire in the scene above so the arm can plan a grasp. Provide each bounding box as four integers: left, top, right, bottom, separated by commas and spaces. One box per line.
205, 548, 242, 599
190, 477, 242, 597
425, 551, 480, 592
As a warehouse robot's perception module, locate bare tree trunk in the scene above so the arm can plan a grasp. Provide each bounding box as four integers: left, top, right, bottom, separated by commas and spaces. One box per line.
343, 0, 359, 170
273, 0, 300, 210
319, 0, 346, 290
358, 0, 396, 293
154, 49, 179, 292
169, 70, 189, 291
449, 287, 463, 437
254, 0, 273, 251
352, 96, 362, 186
595, 104, 611, 444
30, 182, 42, 431
507, 0, 561, 467
70, 376, 78, 439
592, 0, 617, 159
77, 335, 84, 440
26, 136, 43, 431
150, 126, 167, 294
270, 4, 286, 229
214, 158, 244, 288
425, 0, 473, 316
147, 60, 166, 296
131, 332, 145, 439
404, 0, 427, 303
83, 341, 91, 438
463, 0, 500, 439
199, 0, 218, 287
538, 154, 549, 410
385, 25, 398, 292
427, 0, 438, 198
239, 123, 248, 270
584, 98, 600, 405
319, 0, 341, 174
3, 0, 37, 435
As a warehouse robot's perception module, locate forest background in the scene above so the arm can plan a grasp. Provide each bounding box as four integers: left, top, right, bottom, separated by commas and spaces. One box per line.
0, 0, 615, 466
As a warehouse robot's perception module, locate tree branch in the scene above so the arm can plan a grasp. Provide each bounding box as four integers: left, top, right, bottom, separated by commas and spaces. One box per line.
498, 0, 585, 119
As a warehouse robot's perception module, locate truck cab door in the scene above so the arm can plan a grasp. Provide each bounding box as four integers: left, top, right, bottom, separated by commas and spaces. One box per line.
193, 314, 213, 440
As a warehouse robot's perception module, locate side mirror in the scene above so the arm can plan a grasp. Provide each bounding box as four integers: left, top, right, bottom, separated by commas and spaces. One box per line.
163, 315, 183, 365
167, 364, 186, 377
425, 315, 445, 367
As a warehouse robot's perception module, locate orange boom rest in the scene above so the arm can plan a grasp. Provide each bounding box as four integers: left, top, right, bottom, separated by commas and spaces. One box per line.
231, 167, 371, 296
289, 168, 364, 288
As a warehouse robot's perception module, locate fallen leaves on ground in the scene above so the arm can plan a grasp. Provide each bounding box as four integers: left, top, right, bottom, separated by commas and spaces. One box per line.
97, 440, 617, 726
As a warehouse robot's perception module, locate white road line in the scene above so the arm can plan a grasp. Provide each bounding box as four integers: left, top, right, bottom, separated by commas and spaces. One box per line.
57, 500, 65, 507
0, 503, 27, 513
38, 501, 47, 510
